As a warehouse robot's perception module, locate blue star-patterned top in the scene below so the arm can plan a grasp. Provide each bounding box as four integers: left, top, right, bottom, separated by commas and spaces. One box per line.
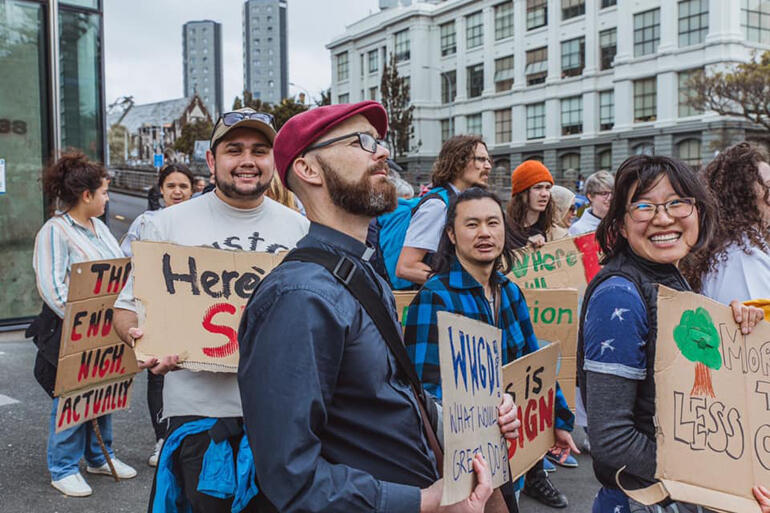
583, 276, 649, 380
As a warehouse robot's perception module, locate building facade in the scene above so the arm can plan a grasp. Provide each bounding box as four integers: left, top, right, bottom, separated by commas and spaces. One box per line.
243, 0, 288, 105
0, 0, 106, 324
327, 0, 770, 194
183, 19, 223, 118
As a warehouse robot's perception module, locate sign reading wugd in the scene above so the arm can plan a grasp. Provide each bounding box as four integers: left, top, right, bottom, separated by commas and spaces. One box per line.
502, 343, 559, 479
54, 258, 138, 432
624, 287, 770, 513
438, 312, 509, 505
131, 241, 285, 372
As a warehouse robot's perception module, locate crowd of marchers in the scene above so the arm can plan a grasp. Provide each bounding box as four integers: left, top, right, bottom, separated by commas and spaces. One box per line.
26, 100, 770, 513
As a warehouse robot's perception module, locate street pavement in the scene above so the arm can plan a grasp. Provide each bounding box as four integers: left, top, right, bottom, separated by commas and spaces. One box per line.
4, 191, 603, 511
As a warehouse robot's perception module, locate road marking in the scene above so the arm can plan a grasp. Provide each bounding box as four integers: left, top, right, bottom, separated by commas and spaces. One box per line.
114, 214, 126, 221
0, 394, 20, 407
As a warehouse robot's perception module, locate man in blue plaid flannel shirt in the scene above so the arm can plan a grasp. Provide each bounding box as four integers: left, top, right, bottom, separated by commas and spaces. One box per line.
403, 187, 577, 510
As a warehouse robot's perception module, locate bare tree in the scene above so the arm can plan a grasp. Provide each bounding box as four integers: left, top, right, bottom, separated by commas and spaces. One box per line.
687, 51, 770, 135
380, 54, 419, 160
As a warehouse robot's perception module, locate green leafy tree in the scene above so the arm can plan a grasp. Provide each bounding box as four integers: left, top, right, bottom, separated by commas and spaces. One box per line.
271, 97, 309, 130
673, 307, 722, 397
687, 51, 770, 137
232, 91, 272, 113
380, 54, 418, 159
173, 119, 213, 157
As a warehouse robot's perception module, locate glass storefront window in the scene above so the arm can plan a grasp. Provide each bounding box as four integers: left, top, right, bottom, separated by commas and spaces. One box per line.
59, 8, 102, 160
0, 0, 48, 320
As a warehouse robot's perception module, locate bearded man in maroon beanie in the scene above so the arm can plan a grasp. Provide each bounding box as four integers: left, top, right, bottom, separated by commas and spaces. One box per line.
237, 102, 520, 513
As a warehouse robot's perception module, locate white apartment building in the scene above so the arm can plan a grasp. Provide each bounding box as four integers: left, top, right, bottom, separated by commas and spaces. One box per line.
183, 20, 224, 118
243, 0, 289, 105
327, 0, 770, 193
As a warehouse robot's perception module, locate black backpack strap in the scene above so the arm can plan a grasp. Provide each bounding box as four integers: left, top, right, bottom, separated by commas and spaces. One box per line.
282, 247, 444, 473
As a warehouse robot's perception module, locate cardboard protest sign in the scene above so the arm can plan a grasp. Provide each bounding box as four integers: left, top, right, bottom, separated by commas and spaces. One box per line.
508, 233, 601, 294
55, 376, 134, 432
437, 312, 509, 505
502, 343, 559, 480
521, 288, 579, 409
54, 258, 138, 432
623, 286, 770, 513
393, 291, 416, 326
132, 241, 285, 372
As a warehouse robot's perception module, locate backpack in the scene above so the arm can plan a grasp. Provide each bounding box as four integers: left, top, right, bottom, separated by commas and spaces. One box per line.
368, 186, 453, 290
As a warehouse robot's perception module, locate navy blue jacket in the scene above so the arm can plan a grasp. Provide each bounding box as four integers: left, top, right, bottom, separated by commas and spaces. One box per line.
237, 222, 438, 513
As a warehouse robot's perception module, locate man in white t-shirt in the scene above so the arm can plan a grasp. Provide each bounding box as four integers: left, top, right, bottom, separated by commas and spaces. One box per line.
568, 170, 614, 236
113, 108, 308, 512
395, 135, 491, 286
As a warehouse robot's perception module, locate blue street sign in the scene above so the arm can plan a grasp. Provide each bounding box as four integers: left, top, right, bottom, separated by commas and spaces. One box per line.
154, 154, 164, 168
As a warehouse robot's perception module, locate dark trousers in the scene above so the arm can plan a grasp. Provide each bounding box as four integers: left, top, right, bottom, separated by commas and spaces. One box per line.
147, 372, 166, 441
526, 458, 547, 480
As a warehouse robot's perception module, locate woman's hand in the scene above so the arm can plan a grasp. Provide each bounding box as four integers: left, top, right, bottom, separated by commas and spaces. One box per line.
528, 234, 546, 248
729, 301, 765, 335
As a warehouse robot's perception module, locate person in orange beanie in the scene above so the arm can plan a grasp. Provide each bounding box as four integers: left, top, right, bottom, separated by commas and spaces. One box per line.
506, 160, 559, 248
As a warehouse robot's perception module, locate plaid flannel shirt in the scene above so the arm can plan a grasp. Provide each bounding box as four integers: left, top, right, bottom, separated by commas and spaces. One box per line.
403, 256, 574, 432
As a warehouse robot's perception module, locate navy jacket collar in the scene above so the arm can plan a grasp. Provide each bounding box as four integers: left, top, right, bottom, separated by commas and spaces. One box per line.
305, 222, 372, 261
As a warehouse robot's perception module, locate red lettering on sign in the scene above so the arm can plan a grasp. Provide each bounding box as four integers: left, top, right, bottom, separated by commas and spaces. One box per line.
507, 387, 557, 460
201, 303, 239, 358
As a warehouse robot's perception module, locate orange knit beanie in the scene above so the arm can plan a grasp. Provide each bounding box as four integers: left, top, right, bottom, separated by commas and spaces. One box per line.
510, 160, 554, 195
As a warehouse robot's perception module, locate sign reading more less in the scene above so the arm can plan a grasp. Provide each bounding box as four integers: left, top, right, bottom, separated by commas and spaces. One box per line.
437, 312, 509, 505
54, 258, 138, 432
132, 241, 285, 372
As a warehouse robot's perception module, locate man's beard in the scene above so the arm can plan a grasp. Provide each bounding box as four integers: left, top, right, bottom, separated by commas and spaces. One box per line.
316, 155, 397, 217
215, 167, 272, 200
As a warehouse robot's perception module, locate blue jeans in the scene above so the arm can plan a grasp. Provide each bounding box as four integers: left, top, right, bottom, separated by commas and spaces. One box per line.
593, 487, 630, 513
47, 398, 114, 480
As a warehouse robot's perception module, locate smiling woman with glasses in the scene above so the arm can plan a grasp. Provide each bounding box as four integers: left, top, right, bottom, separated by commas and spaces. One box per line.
576, 154, 765, 513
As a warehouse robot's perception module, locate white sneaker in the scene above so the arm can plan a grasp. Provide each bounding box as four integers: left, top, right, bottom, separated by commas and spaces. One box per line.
86, 457, 137, 479
51, 472, 93, 497
148, 438, 164, 467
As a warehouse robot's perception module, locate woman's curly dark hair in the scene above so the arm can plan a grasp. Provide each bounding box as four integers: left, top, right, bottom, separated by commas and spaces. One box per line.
42, 150, 108, 214
681, 142, 770, 291
430, 135, 486, 188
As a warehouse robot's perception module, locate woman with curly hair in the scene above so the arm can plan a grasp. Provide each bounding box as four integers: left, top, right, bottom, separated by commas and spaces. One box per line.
682, 142, 770, 304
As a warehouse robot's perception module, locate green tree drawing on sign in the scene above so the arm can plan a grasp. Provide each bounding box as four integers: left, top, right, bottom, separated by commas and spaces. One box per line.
673, 307, 722, 398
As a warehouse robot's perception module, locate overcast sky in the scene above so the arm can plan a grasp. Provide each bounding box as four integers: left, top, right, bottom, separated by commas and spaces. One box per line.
104, 0, 379, 110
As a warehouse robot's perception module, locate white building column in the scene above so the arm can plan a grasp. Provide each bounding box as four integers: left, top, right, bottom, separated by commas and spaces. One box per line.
614, 79, 633, 130
482, 5, 495, 95
583, 90, 598, 136
511, 103, 526, 146
583, 0, 598, 74
455, 15, 468, 101
658, 0, 678, 54
706, 0, 743, 43
656, 71, 677, 125
545, 97, 560, 142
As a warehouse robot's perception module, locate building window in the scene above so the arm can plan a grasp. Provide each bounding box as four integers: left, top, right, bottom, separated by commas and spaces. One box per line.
338, 93, 349, 104
741, 0, 770, 44
634, 78, 657, 122
600, 90, 615, 130
368, 49, 378, 73
441, 70, 457, 103
525, 47, 548, 85
597, 149, 612, 170
441, 118, 455, 142
467, 113, 482, 135
495, 2, 514, 40
495, 108, 512, 143
678, 69, 703, 117
394, 29, 410, 62
336, 52, 349, 81
369, 86, 378, 100
561, 96, 583, 135
561, 153, 581, 175
679, 0, 709, 46
527, 102, 546, 139
677, 138, 702, 167
494, 55, 514, 92
466, 11, 484, 49
599, 28, 617, 70
440, 21, 456, 56
561, 37, 585, 77
634, 142, 655, 155
467, 63, 484, 98
562, 0, 585, 20
601, 0, 617, 7
634, 9, 660, 57
527, 0, 547, 30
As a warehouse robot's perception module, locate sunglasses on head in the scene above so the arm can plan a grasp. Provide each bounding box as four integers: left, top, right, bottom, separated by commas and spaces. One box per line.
219, 111, 275, 128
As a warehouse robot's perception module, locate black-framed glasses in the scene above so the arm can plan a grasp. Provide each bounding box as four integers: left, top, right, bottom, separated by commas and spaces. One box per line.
592, 190, 613, 198
302, 131, 381, 156
219, 111, 274, 127
627, 197, 696, 222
